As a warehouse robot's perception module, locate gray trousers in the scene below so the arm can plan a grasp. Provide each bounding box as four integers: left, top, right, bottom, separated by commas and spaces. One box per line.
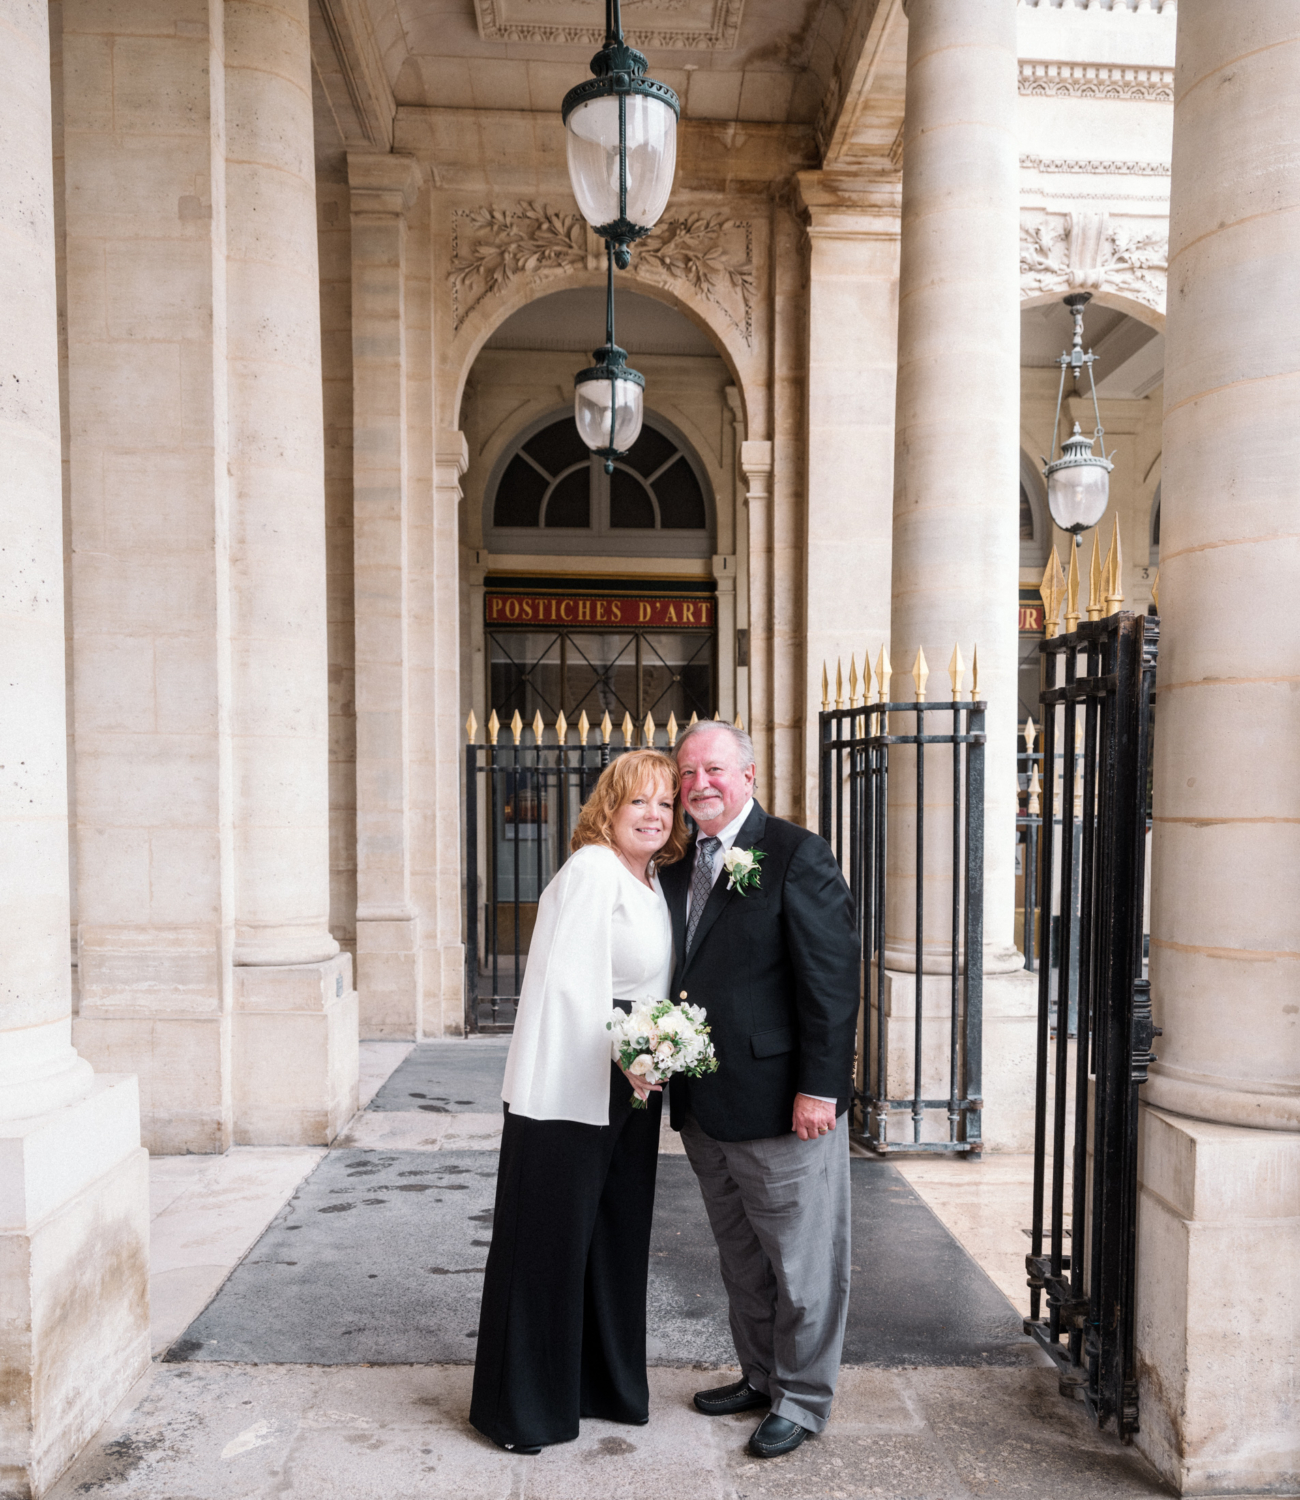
680, 1113, 851, 1433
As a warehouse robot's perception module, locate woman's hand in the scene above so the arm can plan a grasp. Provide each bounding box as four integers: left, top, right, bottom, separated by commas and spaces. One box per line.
619, 1062, 663, 1104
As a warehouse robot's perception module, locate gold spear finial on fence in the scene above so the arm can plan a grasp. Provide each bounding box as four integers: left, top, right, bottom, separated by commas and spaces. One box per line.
970, 644, 980, 702
600, 710, 612, 744
487, 709, 500, 746
911, 647, 929, 702
643, 711, 656, 746
688, 710, 698, 728
555, 709, 568, 743
1024, 716, 1036, 754
849, 655, 860, 708
1040, 549, 1065, 638
821, 663, 829, 711
1065, 544, 1081, 633
1151, 568, 1160, 613
510, 709, 523, 745
876, 645, 892, 706
532, 709, 545, 744
666, 711, 678, 747
466, 709, 478, 743
834, 659, 844, 710
1087, 531, 1104, 621
1028, 762, 1041, 817
734, 713, 745, 731
577, 709, 590, 746
1105, 515, 1125, 614
622, 711, 634, 746
948, 644, 965, 700
861, 651, 873, 702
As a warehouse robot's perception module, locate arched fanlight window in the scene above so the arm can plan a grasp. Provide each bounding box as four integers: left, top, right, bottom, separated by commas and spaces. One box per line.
486, 411, 714, 558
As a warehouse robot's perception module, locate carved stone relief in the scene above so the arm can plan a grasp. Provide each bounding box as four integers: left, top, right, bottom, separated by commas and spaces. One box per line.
1018, 59, 1174, 101
450, 202, 755, 346
1020, 155, 1169, 177
473, 0, 744, 49
1020, 210, 1167, 313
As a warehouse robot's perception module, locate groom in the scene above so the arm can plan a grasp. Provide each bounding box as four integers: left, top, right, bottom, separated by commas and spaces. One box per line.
662, 720, 859, 1458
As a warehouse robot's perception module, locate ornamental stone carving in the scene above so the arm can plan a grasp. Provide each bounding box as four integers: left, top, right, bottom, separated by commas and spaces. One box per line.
473, 0, 744, 50
450, 202, 755, 345
1018, 59, 1174, 101
1020, 210, 1167, 312
1020, 155, 1169, 177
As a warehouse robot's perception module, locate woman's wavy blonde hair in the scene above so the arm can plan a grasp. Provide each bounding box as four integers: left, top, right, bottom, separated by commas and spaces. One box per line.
570, 749, 688, 869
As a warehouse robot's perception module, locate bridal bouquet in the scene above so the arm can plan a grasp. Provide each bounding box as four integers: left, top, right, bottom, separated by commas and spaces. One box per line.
608, 999, 719, 1109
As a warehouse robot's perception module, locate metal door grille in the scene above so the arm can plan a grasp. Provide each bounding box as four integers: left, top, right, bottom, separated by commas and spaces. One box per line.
1025, 610, 1159, 1438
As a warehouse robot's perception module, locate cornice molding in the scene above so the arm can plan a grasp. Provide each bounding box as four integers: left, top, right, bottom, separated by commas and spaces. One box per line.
1021, 154, 1169, 176
1019, 58, 1173, 101
473, 0, 744, 50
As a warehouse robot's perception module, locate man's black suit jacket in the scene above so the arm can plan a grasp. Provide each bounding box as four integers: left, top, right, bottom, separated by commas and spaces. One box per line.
660, 801, 860, 1142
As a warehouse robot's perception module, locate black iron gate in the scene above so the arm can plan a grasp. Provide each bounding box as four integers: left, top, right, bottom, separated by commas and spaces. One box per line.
1025, 611, 1159, 1438
818, 680, 986, 1154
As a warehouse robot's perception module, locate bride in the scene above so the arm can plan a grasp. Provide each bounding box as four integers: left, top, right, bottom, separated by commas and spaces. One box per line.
469, 748, 687, 1453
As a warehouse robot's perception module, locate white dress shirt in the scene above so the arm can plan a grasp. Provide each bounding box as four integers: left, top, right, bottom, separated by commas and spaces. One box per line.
687, 798, 833, 1105
502, 843, 672, 1126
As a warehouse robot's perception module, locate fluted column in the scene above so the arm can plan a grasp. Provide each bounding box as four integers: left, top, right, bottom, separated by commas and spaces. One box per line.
348, 152, 423, 1036
1, 3, 148, 1488
740, 440, 774, 806
797, 168, 899, 823
225, 0, 337, 969
880, 0, 1034, 1151
224, 0, 356, 1140
1136, 4, 1300, 1490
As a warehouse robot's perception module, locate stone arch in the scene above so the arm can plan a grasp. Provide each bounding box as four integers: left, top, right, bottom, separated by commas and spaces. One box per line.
1019, 286, 1165, 334
447, 268, 761, 438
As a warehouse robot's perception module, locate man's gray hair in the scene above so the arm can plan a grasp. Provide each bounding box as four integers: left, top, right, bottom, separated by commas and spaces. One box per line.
673, 718, 756, 770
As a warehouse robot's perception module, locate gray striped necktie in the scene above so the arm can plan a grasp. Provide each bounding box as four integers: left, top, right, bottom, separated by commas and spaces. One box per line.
686, 836, 722, 953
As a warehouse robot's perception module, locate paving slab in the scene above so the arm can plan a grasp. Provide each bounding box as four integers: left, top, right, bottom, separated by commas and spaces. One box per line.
165, 1154, 1030, 1370
366, 1039, 512, 1114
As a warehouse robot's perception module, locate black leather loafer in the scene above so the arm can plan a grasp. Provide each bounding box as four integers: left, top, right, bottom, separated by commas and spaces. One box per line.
748, 1412, 809, 1458
693, 1378, 771, 1416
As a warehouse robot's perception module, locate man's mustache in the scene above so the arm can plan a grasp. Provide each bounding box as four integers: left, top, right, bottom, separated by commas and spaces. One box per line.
687, 788, 723, 802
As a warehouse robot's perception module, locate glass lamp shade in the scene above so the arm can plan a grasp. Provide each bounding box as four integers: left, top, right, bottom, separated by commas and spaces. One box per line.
565, 93, 677, 235
1045, 423, 1112, 533
575, 367, 644, 455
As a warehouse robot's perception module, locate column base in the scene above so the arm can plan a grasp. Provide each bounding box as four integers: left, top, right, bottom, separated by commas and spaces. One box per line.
873, 964, 1037, 1151
72, 1014, 232, 1156
0, 1077, 150, 1499
1135, 1105, 1300, 1496
356, 916, 423, 1040
233, 953, 358, 1145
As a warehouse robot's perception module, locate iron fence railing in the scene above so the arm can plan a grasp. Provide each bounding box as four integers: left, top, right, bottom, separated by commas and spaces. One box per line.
818, 691, 986, 1155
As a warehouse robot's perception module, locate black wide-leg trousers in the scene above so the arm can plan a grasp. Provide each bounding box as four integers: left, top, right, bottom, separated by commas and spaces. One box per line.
469, 1065, 662, 1450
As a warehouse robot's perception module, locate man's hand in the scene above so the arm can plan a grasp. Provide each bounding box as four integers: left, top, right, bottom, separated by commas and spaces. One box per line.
792, 1093, 838, 1141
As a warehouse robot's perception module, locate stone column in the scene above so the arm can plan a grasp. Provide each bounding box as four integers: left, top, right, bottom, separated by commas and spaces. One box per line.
1137, 5, 1300, 1490
347, 152, 423, 1039
883, 0, 1034, 1150
0, 3, 148, 1490
796, 168, 900, 823
62, 0, 236, 1154
225, 0, 356, 1138
740, 440, 774, 806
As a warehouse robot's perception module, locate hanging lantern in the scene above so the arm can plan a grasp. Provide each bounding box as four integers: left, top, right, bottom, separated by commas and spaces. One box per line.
1042, 293, 1114, 535
574, 341, 644, 470
562, 0, 679, 269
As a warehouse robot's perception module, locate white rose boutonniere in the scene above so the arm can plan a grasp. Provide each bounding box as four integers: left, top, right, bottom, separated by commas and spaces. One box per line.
721, 844, 765, 896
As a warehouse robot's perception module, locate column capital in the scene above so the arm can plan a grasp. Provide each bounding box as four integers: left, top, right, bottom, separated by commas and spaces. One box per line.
795, 169, 902, 241
435, 428, 469, 480
347, 152, 422, 216
739, 439, 773, 483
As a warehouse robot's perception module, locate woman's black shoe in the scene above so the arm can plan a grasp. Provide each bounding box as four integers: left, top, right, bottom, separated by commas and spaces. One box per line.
493, 1439, 541, 1455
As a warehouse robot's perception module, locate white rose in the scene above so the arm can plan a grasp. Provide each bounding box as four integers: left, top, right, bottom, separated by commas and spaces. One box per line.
722, 847, 755, 877
628, 1054, 656, 1078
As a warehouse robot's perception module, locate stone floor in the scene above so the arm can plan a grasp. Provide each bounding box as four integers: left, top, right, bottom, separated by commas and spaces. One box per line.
48, 1040, 1173, 1500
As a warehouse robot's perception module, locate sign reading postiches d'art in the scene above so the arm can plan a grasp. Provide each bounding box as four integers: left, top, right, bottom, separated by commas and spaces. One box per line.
486, 592, 715, 629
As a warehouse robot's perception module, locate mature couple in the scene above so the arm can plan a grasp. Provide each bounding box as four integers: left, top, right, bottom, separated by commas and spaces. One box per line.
469, 722, 860, 1460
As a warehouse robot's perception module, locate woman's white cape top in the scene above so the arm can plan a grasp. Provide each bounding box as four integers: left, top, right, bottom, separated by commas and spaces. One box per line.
501, 843, 673, 1126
